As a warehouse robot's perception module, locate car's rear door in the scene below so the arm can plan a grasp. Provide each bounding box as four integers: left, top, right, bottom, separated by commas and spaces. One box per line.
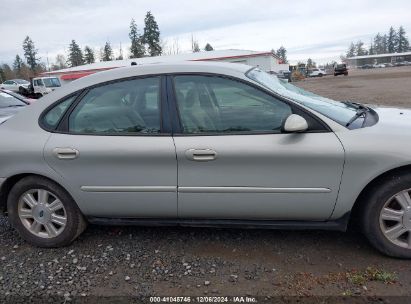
170, 74, 345, 220
44, 76, 177, 218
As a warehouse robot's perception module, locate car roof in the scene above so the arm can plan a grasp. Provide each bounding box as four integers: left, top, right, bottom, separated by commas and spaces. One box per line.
73, 61, 251, 86
29, 61, 255, 113
10, 79, 29, 82
34, 76, 59, 79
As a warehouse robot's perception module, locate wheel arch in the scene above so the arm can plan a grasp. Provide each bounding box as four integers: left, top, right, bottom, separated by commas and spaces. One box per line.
349, 164, 411, 227
0, 173, 79, 215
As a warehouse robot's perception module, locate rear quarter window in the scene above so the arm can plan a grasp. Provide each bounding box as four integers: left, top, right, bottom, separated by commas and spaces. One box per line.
42, 94, 78, 130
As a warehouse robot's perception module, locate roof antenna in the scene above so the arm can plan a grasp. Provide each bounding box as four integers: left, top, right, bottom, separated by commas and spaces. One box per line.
131, 62, 137, 66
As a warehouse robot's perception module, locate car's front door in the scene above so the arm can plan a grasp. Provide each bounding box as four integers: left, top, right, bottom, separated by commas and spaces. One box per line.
171, 75, 345, 220
44, 76, 177, 218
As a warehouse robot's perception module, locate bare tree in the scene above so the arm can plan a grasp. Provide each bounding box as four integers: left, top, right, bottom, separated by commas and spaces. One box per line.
163, 37, 181, 55
191, 34, 200, 53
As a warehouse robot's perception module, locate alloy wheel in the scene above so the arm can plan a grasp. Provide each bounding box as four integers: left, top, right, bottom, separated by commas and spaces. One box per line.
17, 189, 67, 239
379, 189, 411, 249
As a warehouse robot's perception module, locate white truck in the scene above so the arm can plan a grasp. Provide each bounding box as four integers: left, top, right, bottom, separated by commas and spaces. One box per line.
15, 76, 62, 99
31, 76, 61, 97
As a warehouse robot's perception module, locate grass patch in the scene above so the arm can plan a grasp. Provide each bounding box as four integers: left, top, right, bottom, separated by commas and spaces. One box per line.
346, 267, 397, 285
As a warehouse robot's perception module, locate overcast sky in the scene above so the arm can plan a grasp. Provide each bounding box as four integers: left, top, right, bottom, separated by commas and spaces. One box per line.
1, 0, 410, 66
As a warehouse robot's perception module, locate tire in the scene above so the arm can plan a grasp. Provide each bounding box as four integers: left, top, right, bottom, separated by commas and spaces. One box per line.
7, 176, 87, 248
361, 173, 411, 258
319, 74, 323, 77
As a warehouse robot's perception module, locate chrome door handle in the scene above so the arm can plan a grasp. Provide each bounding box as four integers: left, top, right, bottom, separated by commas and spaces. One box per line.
185, 149, 217, 162
53, 148, 79, 160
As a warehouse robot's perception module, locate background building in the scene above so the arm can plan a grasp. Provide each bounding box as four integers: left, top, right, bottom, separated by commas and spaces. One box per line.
347, 51, 411, 67
42, 49, 289, 85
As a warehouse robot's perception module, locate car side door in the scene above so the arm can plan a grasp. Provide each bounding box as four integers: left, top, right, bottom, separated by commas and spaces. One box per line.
43, 76, 177, 218
170, 74, 345, 220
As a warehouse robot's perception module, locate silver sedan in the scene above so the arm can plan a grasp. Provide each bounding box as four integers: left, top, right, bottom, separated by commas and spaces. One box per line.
0, 62, 410, 258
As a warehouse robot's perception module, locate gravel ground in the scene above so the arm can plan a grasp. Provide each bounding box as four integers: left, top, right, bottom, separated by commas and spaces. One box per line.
295, 66, 411, 108
1, 66, 411, 302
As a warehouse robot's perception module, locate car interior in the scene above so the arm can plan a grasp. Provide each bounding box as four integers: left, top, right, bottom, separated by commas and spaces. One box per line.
68, 78, 161, 134
174, 76, 292, 134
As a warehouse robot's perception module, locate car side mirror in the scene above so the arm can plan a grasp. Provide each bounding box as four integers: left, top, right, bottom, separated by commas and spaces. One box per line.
282, 114, 308, 133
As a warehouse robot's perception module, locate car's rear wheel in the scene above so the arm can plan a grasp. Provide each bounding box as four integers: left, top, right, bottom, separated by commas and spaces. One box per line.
362, 173, 411, 258
7, 176, 87, 248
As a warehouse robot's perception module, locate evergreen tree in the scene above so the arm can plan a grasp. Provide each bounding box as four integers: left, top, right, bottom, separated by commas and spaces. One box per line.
68, 40, 84, 67
129, 19, 145, 58
102, 42, 113, 61
346, 42, 356, 57
22, 36, 40, 71
373, 33, 386, 54
396, 26, 409, 53
204, 43, 214, 51
84, 46, 95, 64
387, 26, 397, 53
355, 40, 367, 56
381, 35, 388, 53
13, 55, 24, 76
143, 11, 162, 56
275, 46, 288, 63
368, 43, 375, 55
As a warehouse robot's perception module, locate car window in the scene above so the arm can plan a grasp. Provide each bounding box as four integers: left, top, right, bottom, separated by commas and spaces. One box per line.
174, 75, 292, 134
43, 94, 78, 129
35, 79, 44, 86
43, 78, 61, 88
68, 77, 161, 134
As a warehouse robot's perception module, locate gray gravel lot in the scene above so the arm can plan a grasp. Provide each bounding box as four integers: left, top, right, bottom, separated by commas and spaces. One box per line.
1, 67, 411, 301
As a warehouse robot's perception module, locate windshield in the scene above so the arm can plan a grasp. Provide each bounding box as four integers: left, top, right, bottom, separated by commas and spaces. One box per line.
246, 68, 359, 126
43, 78, 61, 88
0, 92, 26, 108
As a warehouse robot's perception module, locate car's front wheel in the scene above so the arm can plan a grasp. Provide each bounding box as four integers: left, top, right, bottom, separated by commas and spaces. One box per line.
362, 173, 411, 258
7, 176, 87, 247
